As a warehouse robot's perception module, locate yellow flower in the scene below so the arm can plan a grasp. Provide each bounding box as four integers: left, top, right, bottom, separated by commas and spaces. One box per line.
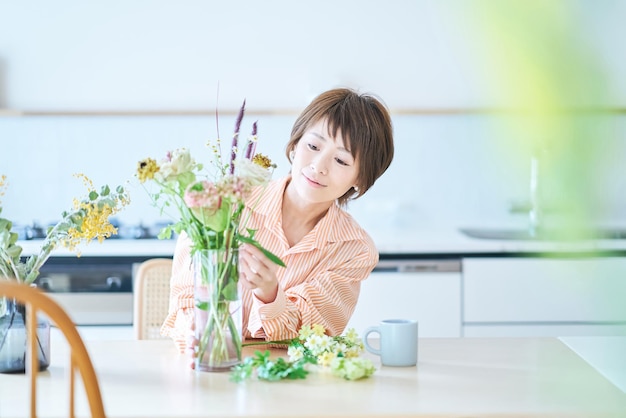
0, 175, 6, 205
74, 172, 94, 190
63, 203, 117, 252
318, 351, 337, 367
252, 153, 275, 169
137, 158, 160, 183
312, 324, 326, 337
344, 328, 360, 344
298, 325, 313, 340
60, 176, 130, 254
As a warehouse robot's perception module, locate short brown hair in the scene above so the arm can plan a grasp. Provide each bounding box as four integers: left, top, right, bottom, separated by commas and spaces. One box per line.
285, 88, 394, 206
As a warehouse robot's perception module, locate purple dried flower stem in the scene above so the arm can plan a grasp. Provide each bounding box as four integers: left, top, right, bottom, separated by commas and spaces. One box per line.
229, 100, 246, 175
244, 121, 258, 160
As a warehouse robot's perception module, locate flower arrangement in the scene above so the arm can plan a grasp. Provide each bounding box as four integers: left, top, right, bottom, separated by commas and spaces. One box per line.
135, 100, 284, 370
0, 174, 130, 284
231, 324, 376, 382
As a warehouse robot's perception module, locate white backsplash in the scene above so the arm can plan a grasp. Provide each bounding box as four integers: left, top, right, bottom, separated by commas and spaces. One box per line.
2, 113, 625, 234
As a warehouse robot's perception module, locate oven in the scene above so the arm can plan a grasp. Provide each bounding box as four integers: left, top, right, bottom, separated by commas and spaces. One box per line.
33, 256, 156, 325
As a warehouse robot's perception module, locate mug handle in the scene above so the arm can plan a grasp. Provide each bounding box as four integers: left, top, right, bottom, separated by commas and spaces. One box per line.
363, 326, 381, 356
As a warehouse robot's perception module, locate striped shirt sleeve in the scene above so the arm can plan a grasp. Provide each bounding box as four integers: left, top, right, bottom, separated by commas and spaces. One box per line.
246, 238, 378, 341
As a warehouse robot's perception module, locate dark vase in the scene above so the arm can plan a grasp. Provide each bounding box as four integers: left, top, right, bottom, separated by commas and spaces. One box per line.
0, 296, 51, 374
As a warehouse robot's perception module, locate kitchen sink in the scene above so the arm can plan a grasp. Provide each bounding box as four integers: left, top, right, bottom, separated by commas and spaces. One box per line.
459, 227, 626, 241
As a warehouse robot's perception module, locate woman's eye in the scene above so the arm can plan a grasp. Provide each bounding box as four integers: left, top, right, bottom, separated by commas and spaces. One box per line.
307, 143, 318, 151
335, 158, 349, 166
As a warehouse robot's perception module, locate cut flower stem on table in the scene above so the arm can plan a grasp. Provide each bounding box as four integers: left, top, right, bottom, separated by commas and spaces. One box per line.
231, 324, 376, 382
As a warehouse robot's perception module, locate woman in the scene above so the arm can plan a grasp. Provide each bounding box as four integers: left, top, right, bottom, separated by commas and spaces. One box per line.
161, 88, 394, 353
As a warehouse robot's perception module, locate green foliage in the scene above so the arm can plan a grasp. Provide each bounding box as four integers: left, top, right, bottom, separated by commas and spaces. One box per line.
230, 350, 316, 383
230, 325, 376, 383
238, 233, 286, 267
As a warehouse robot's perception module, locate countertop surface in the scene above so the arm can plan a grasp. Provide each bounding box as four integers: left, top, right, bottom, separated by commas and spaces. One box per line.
2, 337, 625, 418
16, 225, 626, 257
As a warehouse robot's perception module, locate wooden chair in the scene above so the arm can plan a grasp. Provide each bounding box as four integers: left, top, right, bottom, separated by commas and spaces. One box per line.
133, 258, 173, 340
0, 280, 106, 418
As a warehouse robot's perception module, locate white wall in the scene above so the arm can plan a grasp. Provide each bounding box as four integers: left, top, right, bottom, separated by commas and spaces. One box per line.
1, 0, 625, 110
1, 1, 625, 233
2, 114, 625, 232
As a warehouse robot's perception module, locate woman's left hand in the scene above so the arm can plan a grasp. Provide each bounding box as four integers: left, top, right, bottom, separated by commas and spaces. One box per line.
239, 243, 279, 303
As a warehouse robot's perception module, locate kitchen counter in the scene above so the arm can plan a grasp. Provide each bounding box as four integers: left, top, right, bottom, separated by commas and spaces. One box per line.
561, 336, 626, 393
1, 337, 625, 417
16, 225, 626, 257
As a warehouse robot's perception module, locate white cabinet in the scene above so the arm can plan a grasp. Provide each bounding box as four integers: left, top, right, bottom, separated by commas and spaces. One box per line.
347, 260, 462, 337
462, 257, 626, 337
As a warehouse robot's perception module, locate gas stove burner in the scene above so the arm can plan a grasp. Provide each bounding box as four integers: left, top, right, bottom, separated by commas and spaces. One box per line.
17, 220, 175, 240
116, 224, 155, 239
115, 221, 174, 240
12, 223, 47, 240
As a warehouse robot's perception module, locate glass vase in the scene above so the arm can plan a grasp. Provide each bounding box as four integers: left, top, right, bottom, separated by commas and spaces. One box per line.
0, 296, 51, 374
193, 248, 242, 372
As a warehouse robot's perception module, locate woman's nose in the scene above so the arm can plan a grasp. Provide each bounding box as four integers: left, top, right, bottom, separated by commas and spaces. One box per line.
310, 155, 329, 175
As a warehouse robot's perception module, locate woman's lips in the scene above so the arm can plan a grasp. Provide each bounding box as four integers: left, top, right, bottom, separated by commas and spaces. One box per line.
303, 174, 325, 188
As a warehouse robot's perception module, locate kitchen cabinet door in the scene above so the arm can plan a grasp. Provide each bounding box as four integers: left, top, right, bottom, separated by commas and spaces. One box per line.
47, 293, 133, 325
462, 257, 626, 337
347, 264, 461, 337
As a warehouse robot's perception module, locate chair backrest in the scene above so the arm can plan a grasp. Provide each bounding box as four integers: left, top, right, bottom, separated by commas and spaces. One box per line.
133, 258, 173, 340
0, 280, 106, 418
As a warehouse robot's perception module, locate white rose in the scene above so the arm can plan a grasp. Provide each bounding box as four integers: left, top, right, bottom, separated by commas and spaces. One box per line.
157, 148, 196, 181
237, 158, 272, 187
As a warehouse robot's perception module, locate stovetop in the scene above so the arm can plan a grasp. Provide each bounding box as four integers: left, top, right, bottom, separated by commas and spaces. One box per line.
13, 220, 175, 241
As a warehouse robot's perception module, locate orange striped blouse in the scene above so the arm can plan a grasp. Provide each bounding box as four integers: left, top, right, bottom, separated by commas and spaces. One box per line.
160, 175, 379, 353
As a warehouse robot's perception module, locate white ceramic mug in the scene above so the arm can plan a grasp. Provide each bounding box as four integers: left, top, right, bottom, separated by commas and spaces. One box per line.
363, 319, 418, 367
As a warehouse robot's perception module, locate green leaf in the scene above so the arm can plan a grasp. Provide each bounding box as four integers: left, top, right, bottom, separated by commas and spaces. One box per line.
177, 171, 196, 190
9, 231, 18, 246
0, 218, 11, 232
100, 185, 110, 196
196, 301, 208, 310
221, 280, 238, 301
230, 350, 311, 383
238, 235, 286, 267
157, 225, 173, 240
0, 229, 10, 248
192, 205, 229, 232
89, 191, 99, 200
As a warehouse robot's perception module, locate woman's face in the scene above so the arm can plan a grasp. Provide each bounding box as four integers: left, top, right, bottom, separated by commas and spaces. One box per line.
289, 118, 359, 205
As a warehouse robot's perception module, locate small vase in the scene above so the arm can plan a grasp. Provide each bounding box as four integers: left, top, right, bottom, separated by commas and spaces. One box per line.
193, 248, 242, 372
0, 297, 51, 374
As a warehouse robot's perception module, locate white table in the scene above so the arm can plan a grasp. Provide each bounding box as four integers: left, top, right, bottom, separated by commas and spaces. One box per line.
1, 338, 625, 417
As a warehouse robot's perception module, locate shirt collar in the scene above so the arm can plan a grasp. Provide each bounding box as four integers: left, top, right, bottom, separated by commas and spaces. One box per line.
251, 176, 358, 252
